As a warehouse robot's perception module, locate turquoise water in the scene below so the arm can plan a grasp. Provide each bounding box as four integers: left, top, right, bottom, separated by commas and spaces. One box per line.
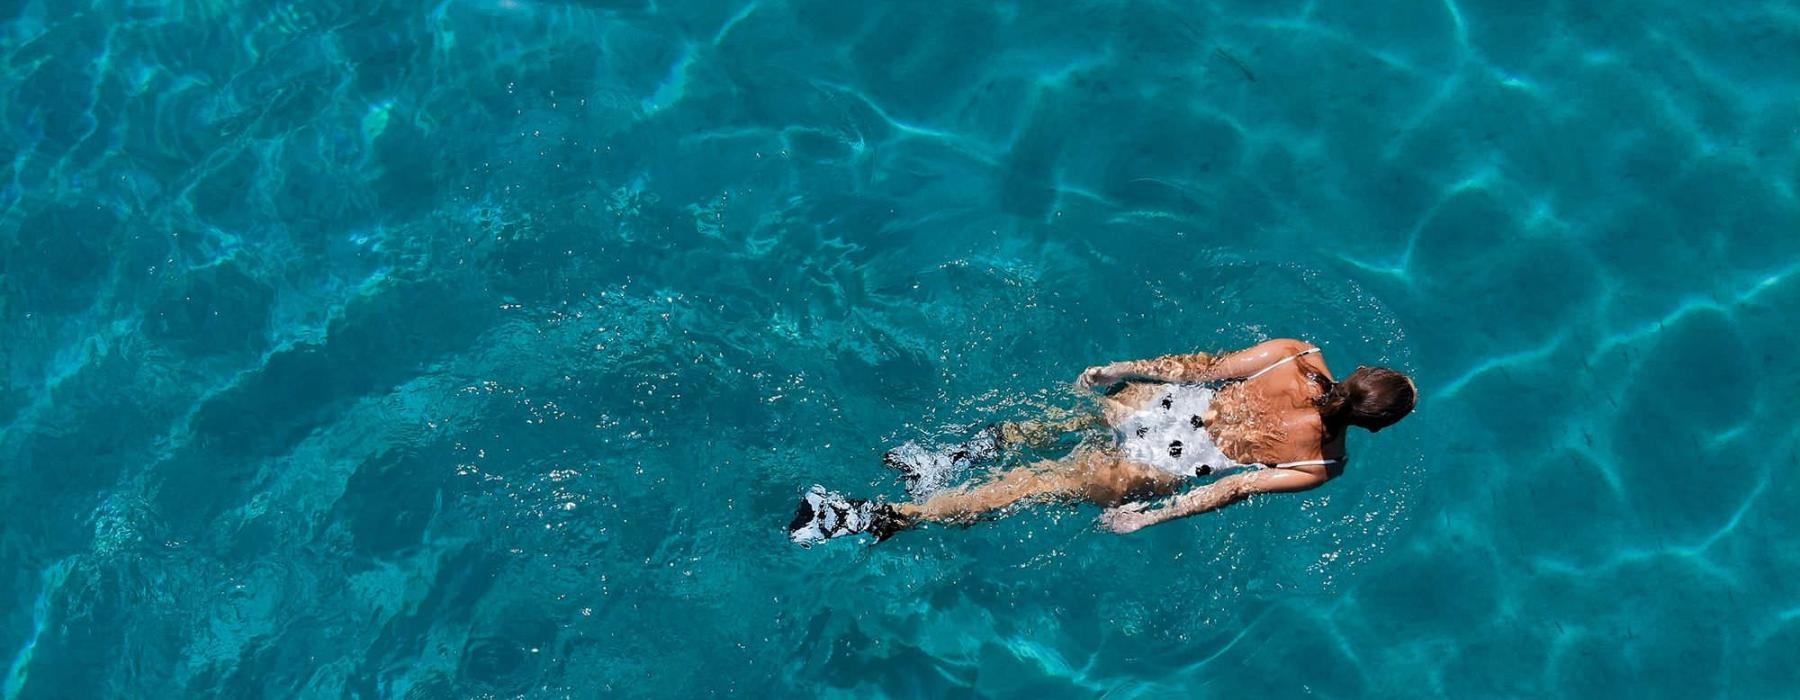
3, 0, 1798, 696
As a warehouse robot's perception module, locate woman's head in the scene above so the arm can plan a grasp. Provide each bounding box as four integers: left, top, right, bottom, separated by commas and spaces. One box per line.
1318, 366, 1417, 432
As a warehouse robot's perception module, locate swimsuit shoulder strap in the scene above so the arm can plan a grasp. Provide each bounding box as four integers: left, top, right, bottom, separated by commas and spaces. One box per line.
1270, 457, 1344, 469
1244, 346, 1320, 382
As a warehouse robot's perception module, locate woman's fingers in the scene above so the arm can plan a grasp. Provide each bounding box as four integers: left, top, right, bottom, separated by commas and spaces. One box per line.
1097, 507, 1147, 534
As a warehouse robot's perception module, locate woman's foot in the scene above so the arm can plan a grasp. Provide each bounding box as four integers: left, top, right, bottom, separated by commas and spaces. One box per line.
882, 426, 1002, 496
787, 485, 909, 547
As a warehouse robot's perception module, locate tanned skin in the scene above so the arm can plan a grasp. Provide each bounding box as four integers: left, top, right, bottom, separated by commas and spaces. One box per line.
891, 339, 1351, 534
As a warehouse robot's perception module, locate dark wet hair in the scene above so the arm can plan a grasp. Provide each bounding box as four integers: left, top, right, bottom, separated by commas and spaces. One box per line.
1318, 366, 1417, 432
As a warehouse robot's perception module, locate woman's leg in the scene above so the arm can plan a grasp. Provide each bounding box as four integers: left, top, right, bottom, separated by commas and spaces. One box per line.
893, 448, 1183, 526
909, 381, 1167, 469
894, 459, 1085, 524
791, 446, 1185, 545
1000, 384, 1177, 446
791, 386, 1185, 545
992, 409, 1098, 449
884, 407, 1099, 495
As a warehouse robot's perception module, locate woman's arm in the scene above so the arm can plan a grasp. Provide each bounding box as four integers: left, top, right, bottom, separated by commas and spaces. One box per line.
1097, 467, 1327, 534
1078, 352, 1219, 386
1078, 339, 1313, 387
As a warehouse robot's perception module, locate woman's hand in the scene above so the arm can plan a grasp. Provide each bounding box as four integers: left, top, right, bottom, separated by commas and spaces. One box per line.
1098, 501, 1158, 534
1077, 363, 1125, 389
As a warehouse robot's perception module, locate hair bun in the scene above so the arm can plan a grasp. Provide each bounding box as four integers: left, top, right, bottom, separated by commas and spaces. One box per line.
1317, 381, 1352, 416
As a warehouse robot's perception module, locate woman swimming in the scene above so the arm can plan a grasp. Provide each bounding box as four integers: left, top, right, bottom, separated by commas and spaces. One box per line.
787, 339, 1418, 545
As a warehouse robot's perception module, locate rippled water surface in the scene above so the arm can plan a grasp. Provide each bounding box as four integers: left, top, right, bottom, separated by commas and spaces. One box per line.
4, 0, 1798, 697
